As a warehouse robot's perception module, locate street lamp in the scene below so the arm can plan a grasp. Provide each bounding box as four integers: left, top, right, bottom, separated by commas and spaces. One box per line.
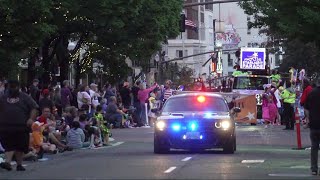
215, 41, 223, 76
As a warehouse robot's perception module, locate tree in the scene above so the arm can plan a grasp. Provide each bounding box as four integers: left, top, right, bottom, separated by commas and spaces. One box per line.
0, 0, 55, 79
239, 0, 320, 75
278, 39, 320, 76
122, 0, 183, 72
162, 62, 194, 86
239, 0, 320, 45
0, 0, 183, 86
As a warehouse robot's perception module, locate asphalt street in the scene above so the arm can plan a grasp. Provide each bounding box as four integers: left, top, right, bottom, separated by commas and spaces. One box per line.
0, 125, 318, 179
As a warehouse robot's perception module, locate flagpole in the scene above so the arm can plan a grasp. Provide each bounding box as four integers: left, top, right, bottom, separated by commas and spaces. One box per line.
198, 2, 202, 78
182, 31, 185, 67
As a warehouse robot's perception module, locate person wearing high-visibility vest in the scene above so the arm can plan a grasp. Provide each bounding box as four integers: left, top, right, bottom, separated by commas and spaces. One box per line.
280, 81, 296, 130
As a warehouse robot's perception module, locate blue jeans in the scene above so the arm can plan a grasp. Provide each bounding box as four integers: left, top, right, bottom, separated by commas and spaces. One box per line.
140, 103, 147, 125
133, 102, 142, 125
310, 130, 320, 171
109, 114, 123, 128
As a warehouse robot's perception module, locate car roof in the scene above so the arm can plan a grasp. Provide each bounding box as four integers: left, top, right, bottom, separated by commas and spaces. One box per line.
170, 92, 225, 99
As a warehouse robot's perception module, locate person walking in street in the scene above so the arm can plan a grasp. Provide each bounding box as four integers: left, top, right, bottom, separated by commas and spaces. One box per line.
0, 80, 38, 171
280, 81, 296, 130
304, 77, 320, 175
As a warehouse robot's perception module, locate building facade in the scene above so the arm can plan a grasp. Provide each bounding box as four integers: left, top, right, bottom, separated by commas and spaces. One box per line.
165, 0, 280, 79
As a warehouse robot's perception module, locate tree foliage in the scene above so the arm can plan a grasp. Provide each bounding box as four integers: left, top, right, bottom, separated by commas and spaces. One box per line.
239, 0, 320, 75
162, 63, 194, 86
0, 0, 183, 85
239, 0, 320, 45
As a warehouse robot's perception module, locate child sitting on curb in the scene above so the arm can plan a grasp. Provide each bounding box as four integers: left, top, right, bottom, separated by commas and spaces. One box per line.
66, 121, 85, 149
31, 121, 57, 155
94, 105, 110, 146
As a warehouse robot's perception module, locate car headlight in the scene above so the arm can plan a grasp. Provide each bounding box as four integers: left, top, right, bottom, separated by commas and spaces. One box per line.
215, 120, 231, 129
221, 121, 231, 129
156, 121, 166, 131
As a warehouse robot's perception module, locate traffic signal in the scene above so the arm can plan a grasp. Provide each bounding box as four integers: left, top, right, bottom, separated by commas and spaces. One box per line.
179, 14, 186, 32
211, 52, 218, 63
235, 49, 240, 58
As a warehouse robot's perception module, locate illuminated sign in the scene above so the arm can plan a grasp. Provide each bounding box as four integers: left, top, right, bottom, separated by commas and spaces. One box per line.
240, 48, 266, 70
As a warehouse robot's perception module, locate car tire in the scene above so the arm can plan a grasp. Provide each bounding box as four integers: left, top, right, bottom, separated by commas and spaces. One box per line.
223, 136, 235, 154
233, 136, 237, 151
154, 136, 170, 154
250, 123, 257, 126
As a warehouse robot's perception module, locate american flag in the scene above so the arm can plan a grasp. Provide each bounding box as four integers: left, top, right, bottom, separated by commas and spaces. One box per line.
185, 19, 198, 32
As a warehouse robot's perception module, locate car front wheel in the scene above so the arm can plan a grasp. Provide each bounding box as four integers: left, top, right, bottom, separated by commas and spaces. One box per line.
223, 136, 235, 154
154, 136, 170, 154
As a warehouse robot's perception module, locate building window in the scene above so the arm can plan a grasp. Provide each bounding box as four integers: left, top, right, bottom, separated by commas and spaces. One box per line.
247, 29, 251, 35
205, 0, 213, 11
176, 50, 183, 58
228, 53, 233, 67
247, 16, 251, 35
201, 12, 204, 23
275, 53, 280, 66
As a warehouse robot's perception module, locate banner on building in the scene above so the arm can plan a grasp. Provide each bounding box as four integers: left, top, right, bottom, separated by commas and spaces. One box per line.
240, 48, 266, 70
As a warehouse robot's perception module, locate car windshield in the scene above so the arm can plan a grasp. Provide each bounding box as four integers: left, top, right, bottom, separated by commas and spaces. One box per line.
162, 96, 228, 112
233, 76, 269, 90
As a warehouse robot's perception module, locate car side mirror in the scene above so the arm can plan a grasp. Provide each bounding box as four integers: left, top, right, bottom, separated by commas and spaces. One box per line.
234, 107, 241, 113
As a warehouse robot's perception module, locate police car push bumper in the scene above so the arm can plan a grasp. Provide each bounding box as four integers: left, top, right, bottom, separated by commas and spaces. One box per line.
154, 119, 234, 150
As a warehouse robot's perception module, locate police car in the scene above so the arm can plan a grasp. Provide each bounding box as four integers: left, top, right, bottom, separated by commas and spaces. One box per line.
154, 93, 240, 154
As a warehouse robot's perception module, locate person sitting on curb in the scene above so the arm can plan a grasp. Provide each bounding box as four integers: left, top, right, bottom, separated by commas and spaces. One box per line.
31, 121, 57, 156
105, 96, 127, 128
94, 105, 110, 145
66, 121, 85, 149
37, 107, 72, 152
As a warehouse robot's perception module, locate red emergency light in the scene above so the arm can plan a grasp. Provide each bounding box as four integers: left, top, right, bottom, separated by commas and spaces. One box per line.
197, 95, 206, 103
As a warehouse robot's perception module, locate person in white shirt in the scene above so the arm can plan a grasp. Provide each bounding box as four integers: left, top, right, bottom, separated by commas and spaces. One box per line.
274, 85, 284, 125
89, 83, 100, 112
77, 85, 91, 113
163, 80, 174, 103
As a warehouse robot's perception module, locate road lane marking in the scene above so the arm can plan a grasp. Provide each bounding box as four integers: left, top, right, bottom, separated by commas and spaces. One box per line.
290, 165, 309, 169
164, 166, 176, 173
81, 142, 124, 150
181, 157, 192, 162
268, 173, 312, 177
241, 160, 265, 163
111, 142, 124, 147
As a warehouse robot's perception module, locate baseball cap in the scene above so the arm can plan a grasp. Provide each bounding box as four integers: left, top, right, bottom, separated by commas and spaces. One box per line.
42, 89, 49, 95
123, 82, 129, 87
90, 83, 98, 87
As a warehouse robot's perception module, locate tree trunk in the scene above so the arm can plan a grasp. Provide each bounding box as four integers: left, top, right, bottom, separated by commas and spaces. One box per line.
27, 49, 38, 86
56, 35, 70, 84
74, 62, 81, 89
41, 43, 51, 88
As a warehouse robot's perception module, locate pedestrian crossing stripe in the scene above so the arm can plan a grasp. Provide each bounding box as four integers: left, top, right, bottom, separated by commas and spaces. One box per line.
241, 160, 265, 163
290, 165, 309, 169
268, 173, 311, 177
